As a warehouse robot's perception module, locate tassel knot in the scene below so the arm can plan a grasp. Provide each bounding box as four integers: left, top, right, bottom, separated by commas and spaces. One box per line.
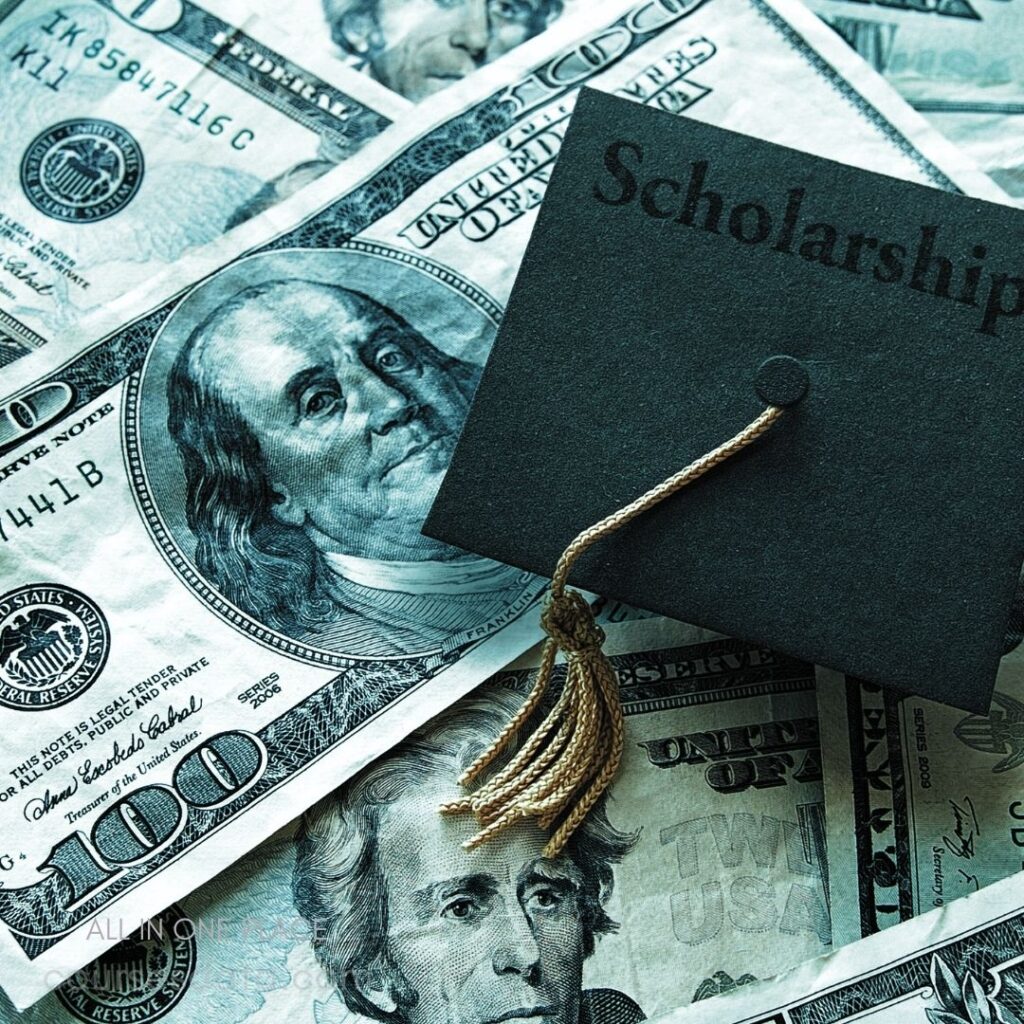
541, 590, 605, 655
441, 404, 785, 858
439, 583, 624, 859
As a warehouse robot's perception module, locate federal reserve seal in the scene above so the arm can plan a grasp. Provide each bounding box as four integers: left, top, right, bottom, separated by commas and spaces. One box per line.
20, 119, 144, 223
0, 584, 108, 710
56, 904, 196, 1023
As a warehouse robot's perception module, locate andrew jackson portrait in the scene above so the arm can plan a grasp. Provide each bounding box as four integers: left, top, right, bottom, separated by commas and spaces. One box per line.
293, 690, 646, 1023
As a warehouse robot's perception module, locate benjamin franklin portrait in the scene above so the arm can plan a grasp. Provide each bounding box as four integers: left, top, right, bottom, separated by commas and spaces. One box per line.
293, 689, 644, 1024
138, 248, 540, 661
323, 0, 565, 100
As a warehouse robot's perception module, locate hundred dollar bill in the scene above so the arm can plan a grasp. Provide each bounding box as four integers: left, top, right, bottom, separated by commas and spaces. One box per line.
817, 648, 1024, 949
804, 0, 1024, 202
247, 0, 581, 103
651, 841, 1024, 1024
0, 618, 830, 1024
0, 0, 407, 366
0, 0, 1006, 1006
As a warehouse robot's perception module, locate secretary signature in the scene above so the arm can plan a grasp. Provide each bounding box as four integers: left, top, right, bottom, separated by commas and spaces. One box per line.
943, 796, 980, 860
956, 869, 981, 892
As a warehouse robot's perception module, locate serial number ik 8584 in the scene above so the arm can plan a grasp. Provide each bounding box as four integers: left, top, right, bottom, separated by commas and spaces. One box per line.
10, 10, 256, 151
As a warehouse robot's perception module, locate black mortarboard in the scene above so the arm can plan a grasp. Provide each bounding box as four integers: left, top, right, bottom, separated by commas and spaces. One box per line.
424, 88, 1024, 713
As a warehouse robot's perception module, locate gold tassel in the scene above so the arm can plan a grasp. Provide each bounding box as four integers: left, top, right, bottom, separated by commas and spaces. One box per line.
441, 405, 785, 858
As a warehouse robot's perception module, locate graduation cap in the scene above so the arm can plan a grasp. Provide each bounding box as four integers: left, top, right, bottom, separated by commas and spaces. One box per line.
427, 87, 1024, 852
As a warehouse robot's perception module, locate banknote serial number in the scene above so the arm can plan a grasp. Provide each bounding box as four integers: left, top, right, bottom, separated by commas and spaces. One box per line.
9, 10, 255, 150
0, 461, 103, 543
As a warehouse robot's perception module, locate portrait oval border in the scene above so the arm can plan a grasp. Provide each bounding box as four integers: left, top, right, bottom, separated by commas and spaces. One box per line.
123, 240, 514, 669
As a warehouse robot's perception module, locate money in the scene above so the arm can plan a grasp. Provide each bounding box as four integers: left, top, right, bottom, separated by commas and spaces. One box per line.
804, 0, 1024, 202
0, 829, 312, 1024
0, 0, 407, 365
817, 649, 1024, 948
0, 0, 1004, 1006
651, 837, 1024, 1024
243, 0, 583, 103
0, 618, 829, 1024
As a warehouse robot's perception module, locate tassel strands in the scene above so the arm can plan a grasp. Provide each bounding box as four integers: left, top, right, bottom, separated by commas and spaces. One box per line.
441, 404, 786, 858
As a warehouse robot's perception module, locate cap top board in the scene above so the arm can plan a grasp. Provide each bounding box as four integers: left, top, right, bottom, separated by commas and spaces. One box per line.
424, 88, 1024, 713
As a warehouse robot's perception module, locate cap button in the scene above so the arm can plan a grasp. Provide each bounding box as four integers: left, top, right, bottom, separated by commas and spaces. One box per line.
755, 355, 809, 407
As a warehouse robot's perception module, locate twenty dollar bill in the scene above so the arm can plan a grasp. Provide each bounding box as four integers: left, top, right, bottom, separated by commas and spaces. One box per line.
654, 832, 1024, 1024
0, 618, 829, 1024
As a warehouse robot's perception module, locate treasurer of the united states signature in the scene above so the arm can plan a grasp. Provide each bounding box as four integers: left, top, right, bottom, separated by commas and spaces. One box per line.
20, 696, 203, 823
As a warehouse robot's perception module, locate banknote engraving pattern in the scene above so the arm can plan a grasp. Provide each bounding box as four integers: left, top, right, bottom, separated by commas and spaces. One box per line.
0, 585, 109, 712
54, 903, 195, 1024
20, 120, 144, 224
820, 657, 1024, 948
125, 242, 538, 665
0, 0, 404, 358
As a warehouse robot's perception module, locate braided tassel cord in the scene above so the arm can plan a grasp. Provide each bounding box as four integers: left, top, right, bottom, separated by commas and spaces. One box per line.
441, 590, 622, 857
440, 405, 784, 858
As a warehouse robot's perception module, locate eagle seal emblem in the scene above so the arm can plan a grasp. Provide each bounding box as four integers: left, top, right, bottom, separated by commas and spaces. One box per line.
56, 904, 196, 1023
0, 584, 108, 710
954, 690, 1024, 774
21, 119, 144, 223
